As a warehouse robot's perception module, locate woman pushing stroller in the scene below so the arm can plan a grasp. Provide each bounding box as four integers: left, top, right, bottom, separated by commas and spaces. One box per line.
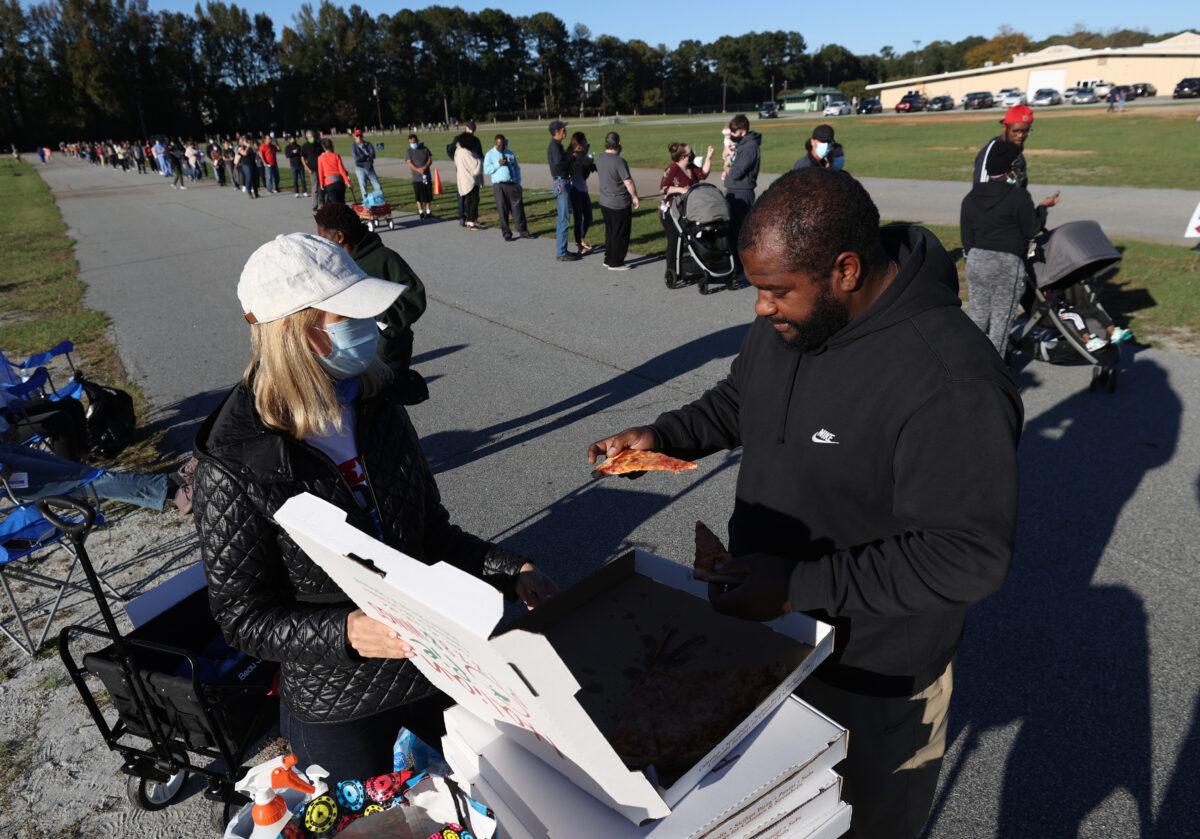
659, 141, 713, 288
960, 139, 1060, 353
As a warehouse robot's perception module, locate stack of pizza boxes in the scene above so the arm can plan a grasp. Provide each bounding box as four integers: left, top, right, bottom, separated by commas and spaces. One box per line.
275, 494, 852, 838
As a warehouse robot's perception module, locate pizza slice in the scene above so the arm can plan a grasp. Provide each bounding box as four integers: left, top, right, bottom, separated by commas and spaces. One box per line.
594, 449, 698, 476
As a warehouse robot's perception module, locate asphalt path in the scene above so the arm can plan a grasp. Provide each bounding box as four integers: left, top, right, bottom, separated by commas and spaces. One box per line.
39, 160, 1200, 838
373, 157, 1199, 246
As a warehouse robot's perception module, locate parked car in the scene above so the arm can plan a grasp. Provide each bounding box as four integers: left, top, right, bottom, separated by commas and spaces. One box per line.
856, 98, 882, 114
1063, 86, 1080, 99
1092, 81, 1113, 97
823, 100, 851, 116
894, 93, 927, 112
927, 95, 954, 111
1031, 88, 1063, 106
757, 101, 779, 119
1131, 83, 1157, 98
1173, 78, 1200, 98
962, 91, 995, 110
1071, 88, 1098, 104
999, 89, 1027, 106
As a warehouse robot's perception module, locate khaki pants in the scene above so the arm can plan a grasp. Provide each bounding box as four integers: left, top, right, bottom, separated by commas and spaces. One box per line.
798, 662, 953, 839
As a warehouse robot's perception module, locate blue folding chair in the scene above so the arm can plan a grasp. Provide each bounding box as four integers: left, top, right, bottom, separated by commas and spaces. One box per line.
0, 471, 114, 656
3, 343, 83, 405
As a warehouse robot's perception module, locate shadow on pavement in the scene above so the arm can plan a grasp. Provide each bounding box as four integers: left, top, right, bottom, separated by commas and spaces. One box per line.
421, 323, 749, 473
928, 350, 1179, 836
143, 388, 230, 457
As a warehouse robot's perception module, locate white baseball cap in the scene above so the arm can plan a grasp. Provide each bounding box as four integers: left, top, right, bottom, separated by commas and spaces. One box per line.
237, 233, 405, 324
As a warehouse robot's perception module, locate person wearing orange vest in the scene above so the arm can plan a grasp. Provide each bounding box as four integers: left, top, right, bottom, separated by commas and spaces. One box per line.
317, 138, 352, 204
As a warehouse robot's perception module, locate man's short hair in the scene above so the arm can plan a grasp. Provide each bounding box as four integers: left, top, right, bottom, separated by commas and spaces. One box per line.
313, 202, 368, 247
495, 134, 506, 142
408, 133, 418, 142
604, 131, 621, 150
729, 113, 750, 132
739, 168, 881, 278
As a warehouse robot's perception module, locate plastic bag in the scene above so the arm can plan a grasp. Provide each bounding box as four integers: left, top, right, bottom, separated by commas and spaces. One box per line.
363, 190, 386, 207
394, 728, 449, 775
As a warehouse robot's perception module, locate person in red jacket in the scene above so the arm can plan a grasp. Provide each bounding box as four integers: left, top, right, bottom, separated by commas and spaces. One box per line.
258, 135, 280, 193
317, 138, 353, 205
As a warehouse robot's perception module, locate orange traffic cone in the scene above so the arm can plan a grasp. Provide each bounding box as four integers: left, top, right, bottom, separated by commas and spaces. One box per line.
432, 167, 443, 196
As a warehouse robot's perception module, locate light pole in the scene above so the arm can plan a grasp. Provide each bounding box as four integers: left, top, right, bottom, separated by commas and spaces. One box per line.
912, 40, 921, 77
371, 74, 383, 130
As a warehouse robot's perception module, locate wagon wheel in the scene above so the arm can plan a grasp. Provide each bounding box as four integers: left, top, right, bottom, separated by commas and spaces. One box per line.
697, 279, 710, 295
126, 769, 188, 811
388, 220, 396, 230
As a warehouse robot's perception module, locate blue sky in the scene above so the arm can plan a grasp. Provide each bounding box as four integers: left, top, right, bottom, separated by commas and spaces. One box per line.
144, 0, 1192, 55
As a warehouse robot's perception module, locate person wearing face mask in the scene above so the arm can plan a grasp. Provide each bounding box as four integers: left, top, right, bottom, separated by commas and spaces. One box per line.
659, 140, 714, 287
192, 233, 559, 782
959, 139, 1060, 353
404, 133, 435, 219
723, 114, 761, 278
314, 202, 427, 380
792, 124, 845, 172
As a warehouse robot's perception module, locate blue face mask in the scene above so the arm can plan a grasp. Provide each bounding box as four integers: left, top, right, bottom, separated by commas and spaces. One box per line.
410, 143, 418, 149
814, 141, 830, 159
316, 318, 379, 379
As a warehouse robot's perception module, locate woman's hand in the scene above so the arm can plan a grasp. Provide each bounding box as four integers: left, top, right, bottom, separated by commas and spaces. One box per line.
706, 145, 715, 159
516, 562, 560, 610
346, 609, 415, 659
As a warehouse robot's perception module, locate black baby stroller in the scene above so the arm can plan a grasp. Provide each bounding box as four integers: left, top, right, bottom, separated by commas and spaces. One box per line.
49, 497, 278, 830
1009, 220, 1126, 392
665, 182, 737, 294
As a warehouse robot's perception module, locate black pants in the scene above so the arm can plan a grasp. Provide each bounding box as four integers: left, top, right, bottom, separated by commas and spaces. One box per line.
601, 205, 632, 267
570, 187, 593, 245
412, 179, 432, 204
241, 164, 258, 197
214, 164, 226, 186
172, 165, 184, 188
725, 189, 755, 273
492, 182, 528, 237
311, 170, 324, 209
12, 399, 89, 461
134, 158, 146, 174
661, 214, 681, 278
324, 176, 346, 205
461, 186, 479, 223
280, 694, 450, 782
291, 165, 307, 194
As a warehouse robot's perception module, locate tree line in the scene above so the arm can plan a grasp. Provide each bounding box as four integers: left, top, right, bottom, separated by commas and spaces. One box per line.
0, 0, 1182, 147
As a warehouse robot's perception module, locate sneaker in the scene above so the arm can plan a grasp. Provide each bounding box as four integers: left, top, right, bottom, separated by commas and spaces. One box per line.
1085, 336, 1107, 352
294, 193, 300, 199
1110, 327, 1134, 344
519, 232, 537, 239
241, 186, 247, 192
605, 264, 631, 271
502, 234, 514, 241
303, 192, 309, 197
557, 253, 580, 262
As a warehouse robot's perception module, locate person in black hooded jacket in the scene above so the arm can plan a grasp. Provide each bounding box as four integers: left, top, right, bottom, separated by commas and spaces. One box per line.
589, 169, 1021, 839
193, 233, 557, 781
960, 138, 1060, 352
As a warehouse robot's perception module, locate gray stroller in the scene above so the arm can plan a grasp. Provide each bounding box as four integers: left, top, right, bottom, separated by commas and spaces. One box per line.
665, 182, 737, 294
1009, 220, 1125, 392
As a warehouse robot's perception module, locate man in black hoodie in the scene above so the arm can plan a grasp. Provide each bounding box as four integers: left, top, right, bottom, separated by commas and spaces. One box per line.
960, 139, 1059, 352
589, 169, 1021, 839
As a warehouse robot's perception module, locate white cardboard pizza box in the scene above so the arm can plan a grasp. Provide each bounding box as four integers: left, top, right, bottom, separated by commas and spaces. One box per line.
759, 799, 852, 839
470, 776, 538, 839
275, 494, 835, 825
443, 695, 846, 839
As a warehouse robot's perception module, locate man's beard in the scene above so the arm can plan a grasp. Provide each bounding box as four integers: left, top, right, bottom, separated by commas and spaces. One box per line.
771, 285, 850, 353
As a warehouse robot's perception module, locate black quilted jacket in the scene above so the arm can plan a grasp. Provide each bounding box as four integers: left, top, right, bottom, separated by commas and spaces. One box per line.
192, 381, 526, 723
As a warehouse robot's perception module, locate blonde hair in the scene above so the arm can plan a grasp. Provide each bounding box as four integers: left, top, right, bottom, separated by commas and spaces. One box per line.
244, 307, 389, 439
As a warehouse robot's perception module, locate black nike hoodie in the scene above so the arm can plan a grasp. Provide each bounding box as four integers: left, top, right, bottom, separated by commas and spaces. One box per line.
651, 225, 1023, 696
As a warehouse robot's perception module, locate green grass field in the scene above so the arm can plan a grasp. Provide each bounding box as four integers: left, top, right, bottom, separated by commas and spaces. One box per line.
330, 104, 1200, 191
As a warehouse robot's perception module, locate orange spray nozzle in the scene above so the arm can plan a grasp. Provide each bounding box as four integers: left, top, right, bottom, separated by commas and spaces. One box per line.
270, 754, 315, 796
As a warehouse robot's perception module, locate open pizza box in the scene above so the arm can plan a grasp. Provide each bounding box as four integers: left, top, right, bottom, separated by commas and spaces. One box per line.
274, 493, 836, 825
442, 696, 847, 839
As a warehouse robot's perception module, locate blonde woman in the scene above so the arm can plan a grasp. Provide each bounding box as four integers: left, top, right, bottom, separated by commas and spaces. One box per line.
193, 233, 557, 780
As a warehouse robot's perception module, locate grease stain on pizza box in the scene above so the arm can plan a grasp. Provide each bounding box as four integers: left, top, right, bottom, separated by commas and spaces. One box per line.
445, 698, 847, 838
274, 493, 835, 826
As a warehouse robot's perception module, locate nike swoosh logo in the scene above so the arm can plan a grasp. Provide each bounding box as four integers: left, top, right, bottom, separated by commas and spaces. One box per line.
811, 431, 840, 445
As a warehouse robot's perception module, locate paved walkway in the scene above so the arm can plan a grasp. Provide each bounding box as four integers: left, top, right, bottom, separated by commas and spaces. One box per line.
370, 157, 1199, 246
37, 159, 1200, 838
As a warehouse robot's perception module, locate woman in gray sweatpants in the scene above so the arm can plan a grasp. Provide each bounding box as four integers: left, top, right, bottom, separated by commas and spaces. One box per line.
959, 139, 1057, 353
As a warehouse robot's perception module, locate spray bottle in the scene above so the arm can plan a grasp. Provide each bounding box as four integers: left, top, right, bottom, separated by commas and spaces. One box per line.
234, 754, 316, 839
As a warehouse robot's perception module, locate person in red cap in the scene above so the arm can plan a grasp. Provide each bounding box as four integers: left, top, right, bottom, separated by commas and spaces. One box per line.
972, 104, 1034, 189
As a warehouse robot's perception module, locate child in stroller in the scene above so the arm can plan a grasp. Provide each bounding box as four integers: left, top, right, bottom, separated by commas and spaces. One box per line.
1045, 283, 1133, 353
